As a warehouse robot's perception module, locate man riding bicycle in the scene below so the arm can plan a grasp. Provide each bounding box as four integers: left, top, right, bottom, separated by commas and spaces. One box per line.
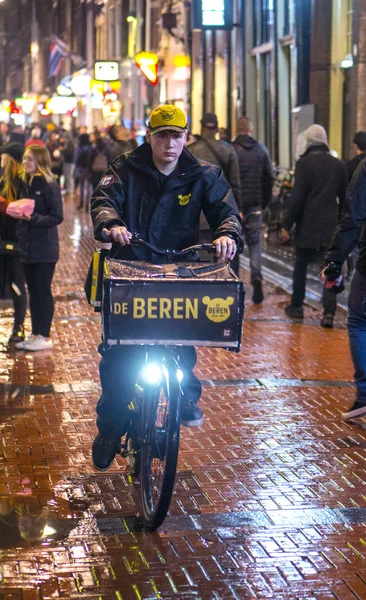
90, 104, 243, 471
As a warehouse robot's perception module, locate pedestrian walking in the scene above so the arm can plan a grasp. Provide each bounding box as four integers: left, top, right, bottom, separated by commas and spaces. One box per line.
108, 125, 138, 160
59, 133, 75, 194
323, 157, 366, 418
74, 133, 91, 210
281, 125, 348, 327
14, 145, 63, 351
345, 131, 366, 183
89, 104, 242, 471
88, 134, 112, 191
0, 142, 27, 345
188, 113, 241, 255
232, 116, 274, 303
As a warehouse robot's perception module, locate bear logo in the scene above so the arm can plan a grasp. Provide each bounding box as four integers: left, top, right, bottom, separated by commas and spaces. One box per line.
161, 108, 176, 121
202, 296, 234, 323
178, 193, 191, 206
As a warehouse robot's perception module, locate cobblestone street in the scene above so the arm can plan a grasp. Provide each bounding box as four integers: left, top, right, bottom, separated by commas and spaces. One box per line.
1, 194, 365, 599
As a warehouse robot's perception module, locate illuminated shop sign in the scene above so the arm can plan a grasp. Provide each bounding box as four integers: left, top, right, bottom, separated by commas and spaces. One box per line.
192, 0, 233, 30
94, 61, 120, 82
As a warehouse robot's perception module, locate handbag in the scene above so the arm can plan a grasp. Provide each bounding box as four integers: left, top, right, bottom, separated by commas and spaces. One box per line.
84, 248, 110, 311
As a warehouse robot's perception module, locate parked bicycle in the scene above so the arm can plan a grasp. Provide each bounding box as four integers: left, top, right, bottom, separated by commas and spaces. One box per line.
264, 168, 294, 241
93, 236, 245, 529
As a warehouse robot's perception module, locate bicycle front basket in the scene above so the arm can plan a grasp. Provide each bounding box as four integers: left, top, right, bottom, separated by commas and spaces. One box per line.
102, 259, 245, 350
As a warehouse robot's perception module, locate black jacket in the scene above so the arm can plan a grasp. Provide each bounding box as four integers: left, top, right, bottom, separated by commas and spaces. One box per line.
91, 143, 242, 262
0, 176, 27, 245
17, 176, 64, 263
232, 135, 273, 213
325, 158, 366, 276
283, 144, 348, 249
345, 152, 366, 183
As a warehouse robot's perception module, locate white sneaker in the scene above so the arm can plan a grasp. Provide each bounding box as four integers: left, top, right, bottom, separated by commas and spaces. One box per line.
23, 335, 53, 351
15, 334, 36, 350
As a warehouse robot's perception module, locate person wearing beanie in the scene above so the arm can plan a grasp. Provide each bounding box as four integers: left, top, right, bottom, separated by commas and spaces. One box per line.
89, 103, 243, 471
0, 142, 27, 344
281, 124, 348, 327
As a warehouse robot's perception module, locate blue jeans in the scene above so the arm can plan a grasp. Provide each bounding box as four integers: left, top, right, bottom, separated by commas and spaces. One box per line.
347, 270, 366, 404
242, 212, 262, 282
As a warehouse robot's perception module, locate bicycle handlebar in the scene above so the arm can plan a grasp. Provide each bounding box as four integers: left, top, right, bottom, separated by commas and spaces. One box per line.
100, 230, 216, 258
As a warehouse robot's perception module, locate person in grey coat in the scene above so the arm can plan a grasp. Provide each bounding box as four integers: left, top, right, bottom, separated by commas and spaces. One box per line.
188, 113, 241, 250
281, 125, 348, 327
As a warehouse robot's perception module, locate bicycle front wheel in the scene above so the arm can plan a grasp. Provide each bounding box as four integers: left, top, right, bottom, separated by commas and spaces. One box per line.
140, 361, 181, 529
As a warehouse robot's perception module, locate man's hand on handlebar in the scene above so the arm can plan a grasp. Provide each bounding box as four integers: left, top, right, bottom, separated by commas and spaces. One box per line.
213, 236, 237, 262
102, 226, 132, 246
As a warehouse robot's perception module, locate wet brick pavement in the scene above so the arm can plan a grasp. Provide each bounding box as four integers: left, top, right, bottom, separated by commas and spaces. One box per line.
0, 194, 365, 599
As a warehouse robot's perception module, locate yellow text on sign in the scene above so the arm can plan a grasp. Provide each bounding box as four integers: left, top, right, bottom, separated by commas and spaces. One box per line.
132, 297, 198, 319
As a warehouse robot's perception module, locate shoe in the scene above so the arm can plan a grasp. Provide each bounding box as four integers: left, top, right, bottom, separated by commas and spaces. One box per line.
23, 335, 53, 351
92, 433, 121, 471
321, 314, 334, 328
8, 325, 25, 344
252, 279, 264, 304
342, 401, 366, 420
15, 334, 36, 350
180, 401, 203, 427
284, 304, 304, 319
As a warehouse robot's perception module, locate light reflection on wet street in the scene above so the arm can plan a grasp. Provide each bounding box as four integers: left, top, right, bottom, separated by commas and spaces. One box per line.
1, 194, 365, 599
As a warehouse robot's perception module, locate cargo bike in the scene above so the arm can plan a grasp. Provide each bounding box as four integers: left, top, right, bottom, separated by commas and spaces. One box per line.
88, 236, 245, 529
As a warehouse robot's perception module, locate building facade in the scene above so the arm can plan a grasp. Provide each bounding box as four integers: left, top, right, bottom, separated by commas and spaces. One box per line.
0, 0, 365, 166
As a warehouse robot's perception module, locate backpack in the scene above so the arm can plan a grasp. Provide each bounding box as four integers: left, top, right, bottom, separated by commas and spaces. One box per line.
76, 147, 90, 168
91, 150, 109, 172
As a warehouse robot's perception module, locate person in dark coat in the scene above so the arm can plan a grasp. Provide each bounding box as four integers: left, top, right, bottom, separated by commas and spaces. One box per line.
0, 142, 27, 344
74, 133, 92, 210
14, 145, 63, 351
88, 134, 112, 191
232, 116, 274, 303
108, 124, 138, 160
345, 131, 366, 183
188, 113, 241, 256
90, 104, 243, 471
281, 124, 348, 327
324, 157, 366, 419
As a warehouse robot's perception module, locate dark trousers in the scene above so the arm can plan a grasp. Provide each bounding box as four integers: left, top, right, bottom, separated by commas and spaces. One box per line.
348, 270, 366, 404
291, 247, 337, 315
23, 263, 56, 337
3, 254, 27, 328
97, 344, 202, 439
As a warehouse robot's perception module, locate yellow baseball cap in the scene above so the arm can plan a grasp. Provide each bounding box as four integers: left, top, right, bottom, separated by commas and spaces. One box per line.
148, 104, 187, 134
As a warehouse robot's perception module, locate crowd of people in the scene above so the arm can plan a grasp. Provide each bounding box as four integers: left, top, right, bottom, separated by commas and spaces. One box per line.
0, 106, 366, 462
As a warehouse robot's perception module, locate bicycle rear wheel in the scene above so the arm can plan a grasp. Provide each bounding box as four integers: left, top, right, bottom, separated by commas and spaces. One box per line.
140, 360, 181, 529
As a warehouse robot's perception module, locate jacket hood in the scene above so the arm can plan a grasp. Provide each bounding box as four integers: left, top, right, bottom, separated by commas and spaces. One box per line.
233, 134, 258, 151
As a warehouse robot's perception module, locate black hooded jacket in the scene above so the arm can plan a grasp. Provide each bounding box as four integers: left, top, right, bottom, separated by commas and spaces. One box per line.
232, 134, 273, 213
91, 143, 243, 262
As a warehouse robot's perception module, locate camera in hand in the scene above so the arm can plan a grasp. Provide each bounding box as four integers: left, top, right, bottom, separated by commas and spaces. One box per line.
323, 262, 345, 294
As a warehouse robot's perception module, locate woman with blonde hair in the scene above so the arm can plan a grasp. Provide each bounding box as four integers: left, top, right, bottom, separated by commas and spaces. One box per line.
0, 142, 27, 344
14, 144, 63, 351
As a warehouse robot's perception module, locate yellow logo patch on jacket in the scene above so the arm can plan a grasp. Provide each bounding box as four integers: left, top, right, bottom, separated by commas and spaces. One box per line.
178, 193, 191, 206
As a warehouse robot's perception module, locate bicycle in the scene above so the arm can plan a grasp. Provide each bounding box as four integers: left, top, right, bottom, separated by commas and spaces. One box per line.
97, 236, 244, 529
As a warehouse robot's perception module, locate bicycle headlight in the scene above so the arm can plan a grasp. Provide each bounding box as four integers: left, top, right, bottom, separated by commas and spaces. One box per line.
140, 363, 162, 385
